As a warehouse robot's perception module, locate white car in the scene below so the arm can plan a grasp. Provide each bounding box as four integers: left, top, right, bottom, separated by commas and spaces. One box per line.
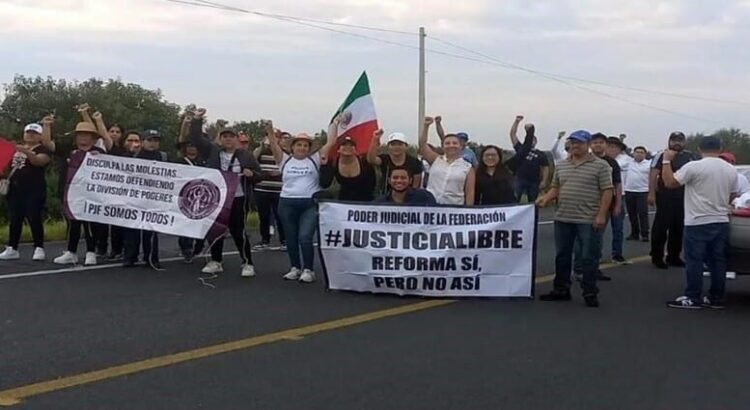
729, 165, 750, 275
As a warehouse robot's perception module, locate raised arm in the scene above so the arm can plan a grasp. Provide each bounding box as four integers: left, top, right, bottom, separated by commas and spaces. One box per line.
179, 114, 191, 142
265, 121, 284, 165
319, 116, 340, 165
189, 108, 213, 158
435, 115, 445, 142
91, 111, 113, 151
78, 103, 94, 124
366, 129, 384, 166
419, 117, 439, 165
510, 115, 523, 147
41, 115, 56, 152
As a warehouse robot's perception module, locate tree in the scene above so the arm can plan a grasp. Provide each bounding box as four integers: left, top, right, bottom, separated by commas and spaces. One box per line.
687, 128, 750, 164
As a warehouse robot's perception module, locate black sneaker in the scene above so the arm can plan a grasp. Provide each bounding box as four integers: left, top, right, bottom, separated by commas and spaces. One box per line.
252, 242, 270, 251
596, 271, 612, 281
107, 253, 123, 262
583, 294, 599, 308
652, 259, 668, 269
667, 258, 686, 267
612, 255, 631, 265
702, 296, 725, 310
666, 296, 702, 310
122, 260, 136, 268
539, 290, 572, 301
183, 255, 193, 264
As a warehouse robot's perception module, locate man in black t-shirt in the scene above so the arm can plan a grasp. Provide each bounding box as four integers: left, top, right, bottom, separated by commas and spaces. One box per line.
509, 115, 550, 203
366, 130, 423, 194
573, 133, 622, 282
648, 131, 699, 269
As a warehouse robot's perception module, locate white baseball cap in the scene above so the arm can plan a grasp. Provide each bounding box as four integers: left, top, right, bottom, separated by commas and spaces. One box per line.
387, 132, 407, 145
24, 123, 43, 134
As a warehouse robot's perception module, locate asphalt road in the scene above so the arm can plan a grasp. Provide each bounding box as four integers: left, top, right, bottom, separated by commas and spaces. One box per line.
1, 208, 749, 410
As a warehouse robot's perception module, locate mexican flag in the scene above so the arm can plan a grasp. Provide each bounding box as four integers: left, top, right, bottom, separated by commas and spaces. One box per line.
331, 71, 378, 156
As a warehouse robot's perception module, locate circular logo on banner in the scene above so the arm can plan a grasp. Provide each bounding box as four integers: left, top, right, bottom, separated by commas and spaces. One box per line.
340, 111, 353, 129
178, 179, 222, 220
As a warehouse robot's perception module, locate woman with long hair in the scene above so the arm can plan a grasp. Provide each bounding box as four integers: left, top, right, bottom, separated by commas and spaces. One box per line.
475, 145, 516, 205
320, 136, 376, 202
419, 116, 475, 205
267, 119, 336, 283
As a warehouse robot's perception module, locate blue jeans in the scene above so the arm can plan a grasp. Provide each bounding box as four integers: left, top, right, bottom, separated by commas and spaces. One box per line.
278, 198, 318, 271
610, 201, 625, 258
555, 222, 599, 295
515, 179, 540, 203
684, 223, 729, 303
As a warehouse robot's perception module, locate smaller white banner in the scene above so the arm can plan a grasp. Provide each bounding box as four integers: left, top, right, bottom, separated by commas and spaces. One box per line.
318, 202, 537, 297
64, 152, 236, 239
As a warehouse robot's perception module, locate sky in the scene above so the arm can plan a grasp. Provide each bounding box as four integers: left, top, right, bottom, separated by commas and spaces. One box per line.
1, 0, 749, 150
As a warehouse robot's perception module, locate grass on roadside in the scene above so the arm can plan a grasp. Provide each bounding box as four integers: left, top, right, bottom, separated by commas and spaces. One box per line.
0, 213, 261, 245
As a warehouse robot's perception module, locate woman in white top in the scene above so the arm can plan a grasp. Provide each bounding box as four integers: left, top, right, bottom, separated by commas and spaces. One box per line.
267, 119, 336, 283
419, 117, 475, 205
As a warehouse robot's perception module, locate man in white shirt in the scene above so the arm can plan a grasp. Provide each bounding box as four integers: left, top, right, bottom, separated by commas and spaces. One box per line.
660, 136, 738, 310
624, 146, 651, 241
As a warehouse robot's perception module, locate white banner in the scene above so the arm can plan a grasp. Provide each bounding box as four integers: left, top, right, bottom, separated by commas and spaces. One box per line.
318, 202, 537, 297
64, 152, 237, 239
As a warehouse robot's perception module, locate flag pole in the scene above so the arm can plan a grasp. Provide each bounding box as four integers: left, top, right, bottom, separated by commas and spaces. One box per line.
418, 27, 426, 140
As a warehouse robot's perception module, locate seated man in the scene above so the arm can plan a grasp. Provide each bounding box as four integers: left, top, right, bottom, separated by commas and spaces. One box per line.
375, 166, 436, 205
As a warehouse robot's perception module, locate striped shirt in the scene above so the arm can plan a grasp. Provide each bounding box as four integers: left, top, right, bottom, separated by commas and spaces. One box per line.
552, 154, 614, 224
255, 147, 283, 194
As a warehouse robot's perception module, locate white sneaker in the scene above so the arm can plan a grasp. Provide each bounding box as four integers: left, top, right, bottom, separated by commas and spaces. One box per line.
201, 261, 223, 274
283, 267, 301, 280
32, 247, 46, 261
241, 264, 256, 278
54, 251, 78, 265
299, 269, 316, 283
84, 252, 97, 266
0, 247, 20, 260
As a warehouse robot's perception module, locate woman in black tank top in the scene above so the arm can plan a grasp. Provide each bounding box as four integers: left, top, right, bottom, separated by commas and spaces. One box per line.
320, 137, 376, 202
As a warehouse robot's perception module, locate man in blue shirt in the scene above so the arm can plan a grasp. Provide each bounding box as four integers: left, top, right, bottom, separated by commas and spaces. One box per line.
375, 166, 437, 205
510, 115, 550, 203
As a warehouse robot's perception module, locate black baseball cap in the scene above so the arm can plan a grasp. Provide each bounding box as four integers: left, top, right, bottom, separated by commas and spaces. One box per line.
669, 131, 686, 141
144, 129, 161, 140
591, 132, 608, 142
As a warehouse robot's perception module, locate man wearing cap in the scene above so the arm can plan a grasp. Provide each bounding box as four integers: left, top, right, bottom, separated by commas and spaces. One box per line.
509, 115, 550, 203
53, 122, 109, 266
367, 130, 423, 194
719, 152, 750, 196
0, 119, 53, 262
536, 130, 614, 308
649, 132, 699, 269
190, 109, 262, 278
661, 136, 738, 309
606, 136, 632, 265
435, 116, 479, 167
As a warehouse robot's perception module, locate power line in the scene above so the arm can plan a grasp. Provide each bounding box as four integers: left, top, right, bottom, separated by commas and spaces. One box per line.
429, 35, 750, 107
162, 0, 736, 126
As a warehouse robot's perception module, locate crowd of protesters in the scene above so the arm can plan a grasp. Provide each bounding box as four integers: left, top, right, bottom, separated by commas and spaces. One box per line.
0, 106, 747, 310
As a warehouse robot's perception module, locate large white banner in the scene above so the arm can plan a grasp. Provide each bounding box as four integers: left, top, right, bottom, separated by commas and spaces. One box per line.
64, 152, 237, 239
318, 202, 537, 297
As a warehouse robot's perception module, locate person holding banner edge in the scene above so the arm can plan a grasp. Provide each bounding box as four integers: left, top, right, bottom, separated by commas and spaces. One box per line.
536, 130, 614, 308
419, 117, 475, 206
190, 109, 262, 278
266, 118, 337, 283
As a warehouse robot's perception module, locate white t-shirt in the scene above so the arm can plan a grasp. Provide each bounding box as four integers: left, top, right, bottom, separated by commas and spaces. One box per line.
280, 152, 321, 199
220, 151, 244, 197
673, 157, 738, 226
551, 138, 567, 165
624, 159, 651, 193
615, 154, 632, 195
735, 173, 750, 196
426, 156, 472, 205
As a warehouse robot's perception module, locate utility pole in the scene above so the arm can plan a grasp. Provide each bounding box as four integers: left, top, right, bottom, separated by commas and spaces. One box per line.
418, 26, 426, 140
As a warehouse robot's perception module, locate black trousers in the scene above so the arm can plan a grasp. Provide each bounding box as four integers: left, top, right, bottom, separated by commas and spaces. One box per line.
255, 190, 285, 243
625, 192, 649, 239
178, 236, 205, 257
66, 220, 97, 253
211, 196, 253, 265
123, 228, 160, 266
93, 224, 109, 255
110, 225, 124, 255
7, 193, 45, 249
651, 192, 684, 262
